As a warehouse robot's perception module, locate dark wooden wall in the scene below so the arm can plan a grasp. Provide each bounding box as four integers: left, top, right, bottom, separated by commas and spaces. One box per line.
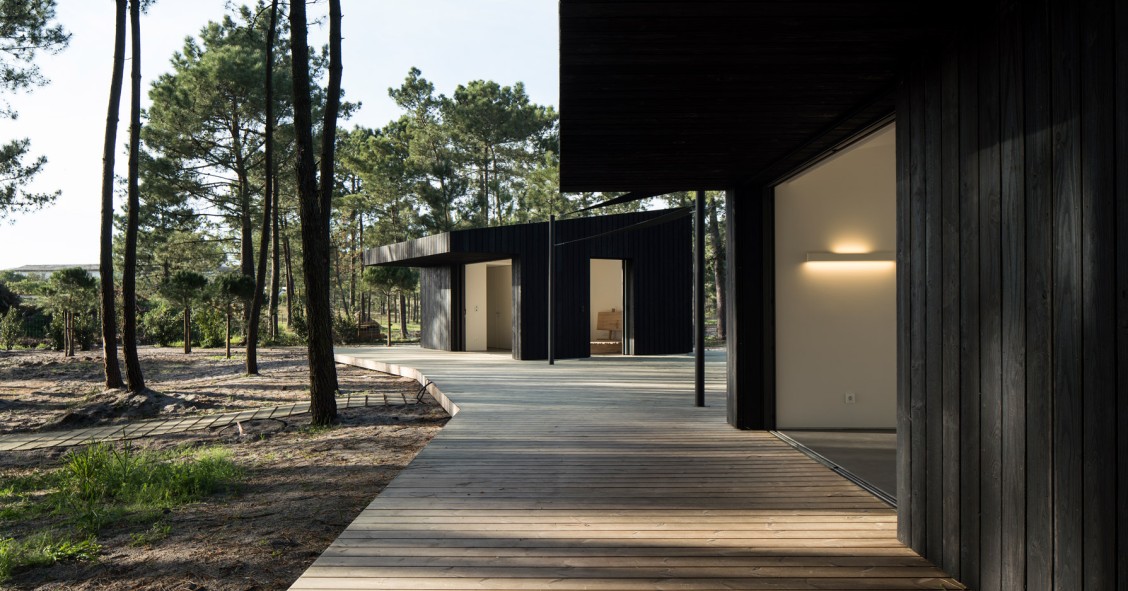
413, 211, 692, 361
898, 1, 1128, 589
724, 187, 776, 430
514, 210, 692, 360
419, 267, 452, 350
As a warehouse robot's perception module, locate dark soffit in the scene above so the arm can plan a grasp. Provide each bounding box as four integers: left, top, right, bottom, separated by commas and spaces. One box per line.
558, 1, 976, 192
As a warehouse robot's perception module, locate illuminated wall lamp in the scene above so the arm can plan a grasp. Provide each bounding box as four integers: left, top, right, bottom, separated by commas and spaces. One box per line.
806, 251, 895, 262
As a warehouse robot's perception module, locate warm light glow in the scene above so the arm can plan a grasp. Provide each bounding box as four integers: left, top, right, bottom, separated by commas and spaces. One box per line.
829, 242, 874, 254
803, 260, 896, 272
806, 251, 895, 263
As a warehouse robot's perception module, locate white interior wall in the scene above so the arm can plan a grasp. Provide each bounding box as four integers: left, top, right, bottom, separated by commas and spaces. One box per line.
774, 125, 897, 429
464, 262, 488, 351
589, 259, 624, 340
486, 263, 513, 350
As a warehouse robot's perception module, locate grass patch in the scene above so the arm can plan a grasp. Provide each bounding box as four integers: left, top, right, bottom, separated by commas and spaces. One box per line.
297, 423, 335, 437
59, 443, 242, 533
0, 443, 241, 582
0, 531, 100, 581
128, 521, 171, 547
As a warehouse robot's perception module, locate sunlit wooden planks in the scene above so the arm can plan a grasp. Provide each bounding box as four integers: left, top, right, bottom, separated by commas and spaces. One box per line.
289, 348, 962, 590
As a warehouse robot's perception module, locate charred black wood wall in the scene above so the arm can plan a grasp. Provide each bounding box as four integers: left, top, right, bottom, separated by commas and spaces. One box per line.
410, 211, 692, 361
724, 187, 776, 430
898, 1, 1128, 589
512, 210, 692, 360
419, 267, 452, 350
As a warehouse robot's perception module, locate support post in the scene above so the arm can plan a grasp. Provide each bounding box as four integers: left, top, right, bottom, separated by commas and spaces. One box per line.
548, 214, 555, 365
695, 190, 706, 406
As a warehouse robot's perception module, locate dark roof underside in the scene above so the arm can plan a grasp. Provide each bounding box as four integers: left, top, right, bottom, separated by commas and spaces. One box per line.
364, 233, 511, 268
559, 1, 971, 192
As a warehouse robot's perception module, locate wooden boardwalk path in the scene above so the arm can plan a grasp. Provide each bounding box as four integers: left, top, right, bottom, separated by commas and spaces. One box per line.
290, 347, 963, 590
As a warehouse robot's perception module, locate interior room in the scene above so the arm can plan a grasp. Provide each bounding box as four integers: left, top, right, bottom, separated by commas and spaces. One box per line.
773, 124, 897, 499
463, 259, 513, 352
588, 258, 625, 355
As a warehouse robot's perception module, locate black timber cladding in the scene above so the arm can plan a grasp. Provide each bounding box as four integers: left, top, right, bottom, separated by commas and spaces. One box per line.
365, 210, 692, 361
558, 1, 1127, 591
558, 0, 980, 192
896, 1, 1128, 589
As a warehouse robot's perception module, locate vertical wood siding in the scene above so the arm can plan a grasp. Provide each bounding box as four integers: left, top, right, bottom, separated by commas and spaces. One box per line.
725, 187, 775, 430
419, 267, 452, 351
898, 1, 1126, 588
412, 210, 692, 361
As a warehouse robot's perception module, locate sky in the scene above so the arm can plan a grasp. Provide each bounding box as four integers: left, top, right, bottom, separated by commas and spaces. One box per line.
0, 0, 559, 270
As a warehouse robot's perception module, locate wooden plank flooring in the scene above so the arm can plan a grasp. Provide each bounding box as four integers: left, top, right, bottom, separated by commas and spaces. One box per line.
289, 347, 963, 590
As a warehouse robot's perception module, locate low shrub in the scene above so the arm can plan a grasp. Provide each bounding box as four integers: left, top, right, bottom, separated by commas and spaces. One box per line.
58, 443, 242, 533
0, 443, 242, 582
0, 532, 100, 581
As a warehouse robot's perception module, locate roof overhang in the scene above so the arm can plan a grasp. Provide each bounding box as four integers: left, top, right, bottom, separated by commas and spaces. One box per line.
363, 233, 511, 268
559, 1, 978, 192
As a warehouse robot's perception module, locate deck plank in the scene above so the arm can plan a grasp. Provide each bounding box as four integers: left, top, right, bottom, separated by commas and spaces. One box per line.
288, 348, 964, 590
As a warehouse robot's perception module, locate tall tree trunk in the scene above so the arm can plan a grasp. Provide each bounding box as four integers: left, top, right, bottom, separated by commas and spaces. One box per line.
399, 292, 408, 339
225, 308, 231, 359
270, 167, 280, 338
63, 311, 70, 357
246, 0, 278, 375
97, 0, 126, 389
282, 223, 294, 327
122, 0, 145, 391
290, 0, 339, 425
334, 244, 351, 319
238, 169, 254, 310
707, 192, 726, 340
183, 306, 191, 354
348, 212, 356, 312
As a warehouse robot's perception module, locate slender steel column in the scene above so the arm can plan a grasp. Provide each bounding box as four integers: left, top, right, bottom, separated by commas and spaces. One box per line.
548, 214, 555, 365
695, 190, 706, 406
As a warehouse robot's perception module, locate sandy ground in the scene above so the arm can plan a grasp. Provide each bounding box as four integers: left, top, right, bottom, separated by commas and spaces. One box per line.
0, 347, 413, 432
0, 346, 450, 590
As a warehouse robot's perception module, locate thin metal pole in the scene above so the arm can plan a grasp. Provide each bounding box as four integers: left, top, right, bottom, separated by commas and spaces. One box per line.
694, 190, 705, 406
548, 214, 555, 365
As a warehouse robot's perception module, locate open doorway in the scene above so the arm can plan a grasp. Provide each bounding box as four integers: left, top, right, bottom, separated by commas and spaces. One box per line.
463, 259, 513, 352
772, 124, 897, 500
589, 258, 624, 355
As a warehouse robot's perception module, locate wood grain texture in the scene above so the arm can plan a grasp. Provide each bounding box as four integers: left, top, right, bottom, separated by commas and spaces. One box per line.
999, 11, 1026, 591
1022, 2, 1054, 589
288, 348, 963, 591
1079, 1, 1117, 589
977, 29, 1004, 591
922, 59, 944, 565
907, 62, 928, 555
894, 79, 913, 548
938, 47, 961, 581
1050, 1, 1083, 588
955, 40, 981, 587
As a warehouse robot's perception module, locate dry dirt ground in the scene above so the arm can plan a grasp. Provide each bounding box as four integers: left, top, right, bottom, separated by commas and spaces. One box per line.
0, 347, 416, 432
0, 347, 450, 590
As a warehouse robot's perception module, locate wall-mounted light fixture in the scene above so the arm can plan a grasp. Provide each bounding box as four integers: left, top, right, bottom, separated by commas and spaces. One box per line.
806, 251, 895, 262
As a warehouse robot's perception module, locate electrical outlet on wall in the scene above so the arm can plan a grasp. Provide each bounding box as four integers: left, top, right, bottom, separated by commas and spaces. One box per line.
844, 392, 857, 404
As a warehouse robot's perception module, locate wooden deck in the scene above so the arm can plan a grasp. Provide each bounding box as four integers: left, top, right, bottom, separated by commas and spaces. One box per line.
289, 347, 963, 590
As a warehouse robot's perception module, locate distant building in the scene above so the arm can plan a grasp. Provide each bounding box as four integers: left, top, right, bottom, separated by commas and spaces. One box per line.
365, 209, 692, 361
4, 264, 101, 281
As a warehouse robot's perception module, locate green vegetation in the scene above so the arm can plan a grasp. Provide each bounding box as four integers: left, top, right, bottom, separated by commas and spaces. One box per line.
0, 532, 100, 581
0, 443, 241, 582
0, 0, 69, 221
0, 307, 21, 350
